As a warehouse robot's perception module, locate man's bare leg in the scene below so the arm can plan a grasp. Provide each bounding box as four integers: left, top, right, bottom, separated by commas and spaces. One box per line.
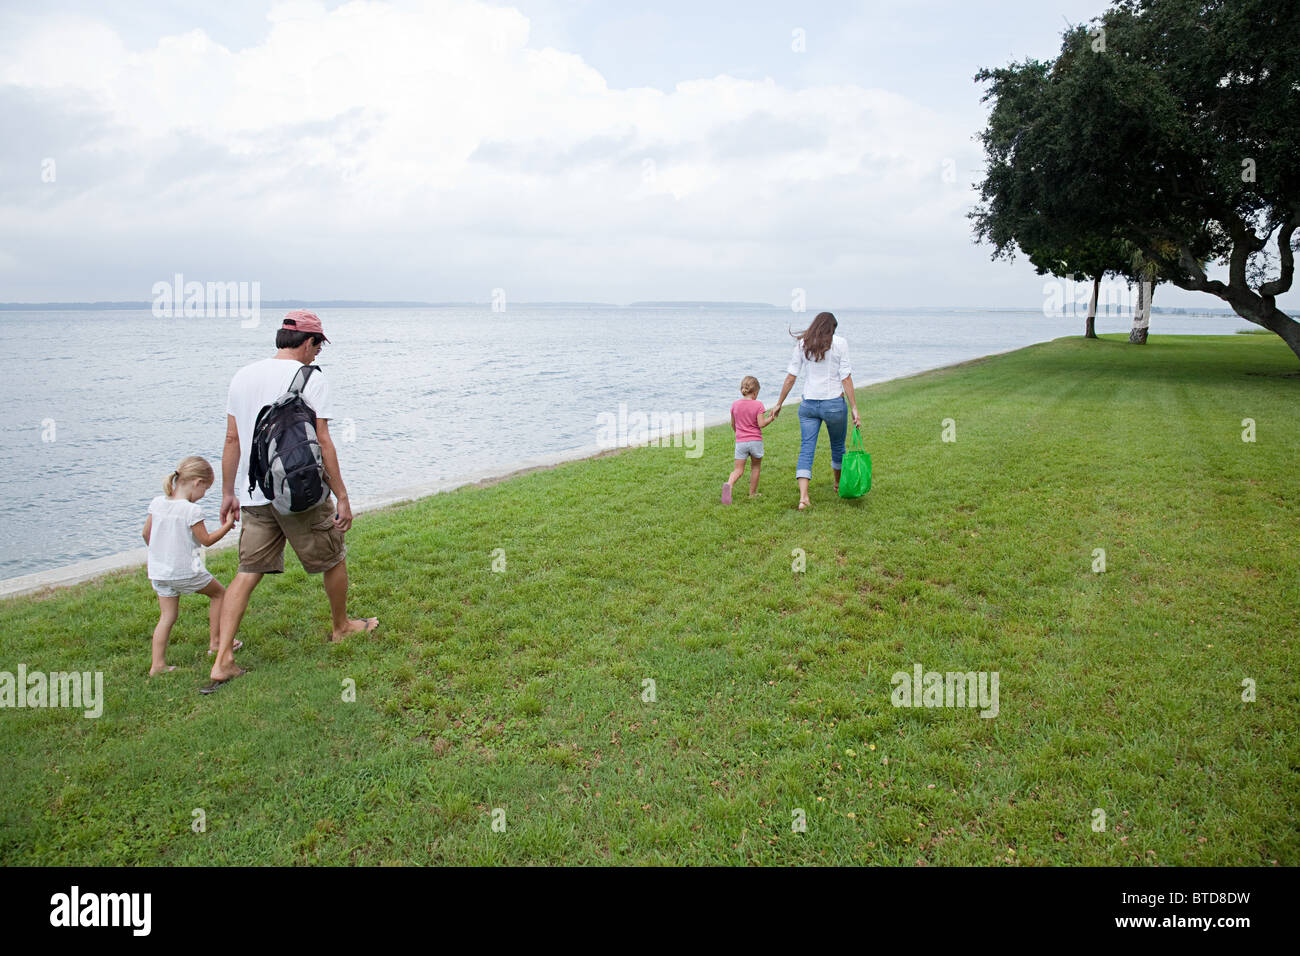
323, 560, 378, 642
211, 571, 261, 680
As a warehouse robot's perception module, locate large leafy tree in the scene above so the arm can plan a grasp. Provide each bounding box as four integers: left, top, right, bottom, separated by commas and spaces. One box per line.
973, 0, 1300, 361
970, 37, 1160, 342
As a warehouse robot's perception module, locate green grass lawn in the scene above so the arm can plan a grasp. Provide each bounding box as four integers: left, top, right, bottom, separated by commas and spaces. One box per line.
2, 333, 1297, 866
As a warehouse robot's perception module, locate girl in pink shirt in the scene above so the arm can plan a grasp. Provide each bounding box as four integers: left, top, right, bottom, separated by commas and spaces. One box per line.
723, 376, 779, 504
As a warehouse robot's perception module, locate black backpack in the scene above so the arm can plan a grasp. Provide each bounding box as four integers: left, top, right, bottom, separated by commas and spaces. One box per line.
247, 364, 327, 514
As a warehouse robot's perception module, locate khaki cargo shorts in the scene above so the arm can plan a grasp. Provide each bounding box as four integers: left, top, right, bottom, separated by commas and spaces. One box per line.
237, 497, 346, 575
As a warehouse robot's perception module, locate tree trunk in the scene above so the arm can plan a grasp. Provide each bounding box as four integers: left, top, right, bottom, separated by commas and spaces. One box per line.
1085, 274, 1100, 339
1237, 301, 1300, 361
1129, 278, 1152, 344
1168, 231, 1300, 363
1269, 311, 1300, 359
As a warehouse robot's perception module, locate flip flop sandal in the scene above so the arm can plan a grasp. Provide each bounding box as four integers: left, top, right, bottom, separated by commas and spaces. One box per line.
199, 665, 248, 695
721, 483, 733, 505
207, 639, 244, 656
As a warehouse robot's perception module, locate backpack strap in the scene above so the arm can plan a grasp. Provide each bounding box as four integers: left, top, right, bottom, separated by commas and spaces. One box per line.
288, 363, 320, 394
247, 402, 273, 496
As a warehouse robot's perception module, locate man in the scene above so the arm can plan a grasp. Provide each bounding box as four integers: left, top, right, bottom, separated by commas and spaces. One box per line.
208, 310, 378, 690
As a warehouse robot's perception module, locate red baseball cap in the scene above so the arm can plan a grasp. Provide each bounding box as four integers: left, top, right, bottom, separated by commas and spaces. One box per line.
282, 309, 330, 343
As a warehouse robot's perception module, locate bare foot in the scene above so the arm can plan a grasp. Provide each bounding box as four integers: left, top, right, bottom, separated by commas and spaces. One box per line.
208, 664, 247, 683
149, 664, 177, 677
207, 639, 243, 655
331, 617, 379, 643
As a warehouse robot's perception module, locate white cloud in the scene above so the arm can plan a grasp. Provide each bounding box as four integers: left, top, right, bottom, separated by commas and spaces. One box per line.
1, 0, 986, 301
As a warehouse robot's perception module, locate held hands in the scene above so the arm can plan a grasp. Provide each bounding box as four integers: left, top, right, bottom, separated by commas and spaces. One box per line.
220, 493, 240, 525
333, 496, 353, 533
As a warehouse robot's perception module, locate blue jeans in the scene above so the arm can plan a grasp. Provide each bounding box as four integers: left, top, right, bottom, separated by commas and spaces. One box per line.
796, 397, 847, 479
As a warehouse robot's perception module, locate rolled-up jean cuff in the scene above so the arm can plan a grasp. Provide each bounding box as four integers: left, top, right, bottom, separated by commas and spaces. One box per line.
795, 469, 812, 480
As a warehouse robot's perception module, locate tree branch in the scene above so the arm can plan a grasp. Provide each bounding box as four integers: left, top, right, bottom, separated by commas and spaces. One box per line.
1167, 245, 1230, 298
1227, 219, 1261, 291
1258, 213, 1298, 303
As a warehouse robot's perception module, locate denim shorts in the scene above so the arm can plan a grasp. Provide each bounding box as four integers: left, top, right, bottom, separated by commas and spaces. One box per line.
735, 440, 764, 460
150, 569, 215, 597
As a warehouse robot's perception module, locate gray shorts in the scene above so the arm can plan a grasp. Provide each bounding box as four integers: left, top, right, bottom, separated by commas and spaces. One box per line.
150, 570, 215, 597
735, 440, 764, 460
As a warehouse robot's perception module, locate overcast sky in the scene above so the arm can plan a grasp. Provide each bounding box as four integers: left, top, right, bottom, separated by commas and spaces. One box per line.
1, 0, 1290, 309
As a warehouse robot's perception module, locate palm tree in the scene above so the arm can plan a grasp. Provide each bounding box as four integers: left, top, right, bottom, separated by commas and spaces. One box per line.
1126, 240, 1181, 344
1128, 251, 1156, 345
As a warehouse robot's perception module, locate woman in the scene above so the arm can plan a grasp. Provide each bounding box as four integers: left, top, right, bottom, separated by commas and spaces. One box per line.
770, 311, 860, 510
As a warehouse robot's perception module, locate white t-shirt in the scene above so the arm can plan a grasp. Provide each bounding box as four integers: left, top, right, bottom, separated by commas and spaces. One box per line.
227, 357, 332, 507
147, 496, 207, 580
787, 333, 852, 400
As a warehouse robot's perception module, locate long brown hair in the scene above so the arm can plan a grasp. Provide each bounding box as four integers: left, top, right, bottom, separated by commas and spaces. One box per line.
791, 311, 838, 362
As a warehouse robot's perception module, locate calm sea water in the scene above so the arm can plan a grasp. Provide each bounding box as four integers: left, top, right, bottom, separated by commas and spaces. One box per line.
0, 305, 1253, 580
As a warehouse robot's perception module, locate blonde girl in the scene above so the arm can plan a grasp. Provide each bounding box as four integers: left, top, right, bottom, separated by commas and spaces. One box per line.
142, 456, 236, 676
722, 375, 779, 503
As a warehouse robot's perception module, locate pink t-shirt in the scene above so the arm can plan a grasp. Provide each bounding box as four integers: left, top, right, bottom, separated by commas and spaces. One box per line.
731, 398, 765, 442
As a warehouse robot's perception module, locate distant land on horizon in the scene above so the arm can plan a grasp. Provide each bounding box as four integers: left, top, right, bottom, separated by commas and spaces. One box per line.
0, 299, 1244, 317
627, 301, 778, 309
0, 299, 772, 310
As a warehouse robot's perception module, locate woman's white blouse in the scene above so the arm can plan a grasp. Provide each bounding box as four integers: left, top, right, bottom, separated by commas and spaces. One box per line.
787, 333, 852, 400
